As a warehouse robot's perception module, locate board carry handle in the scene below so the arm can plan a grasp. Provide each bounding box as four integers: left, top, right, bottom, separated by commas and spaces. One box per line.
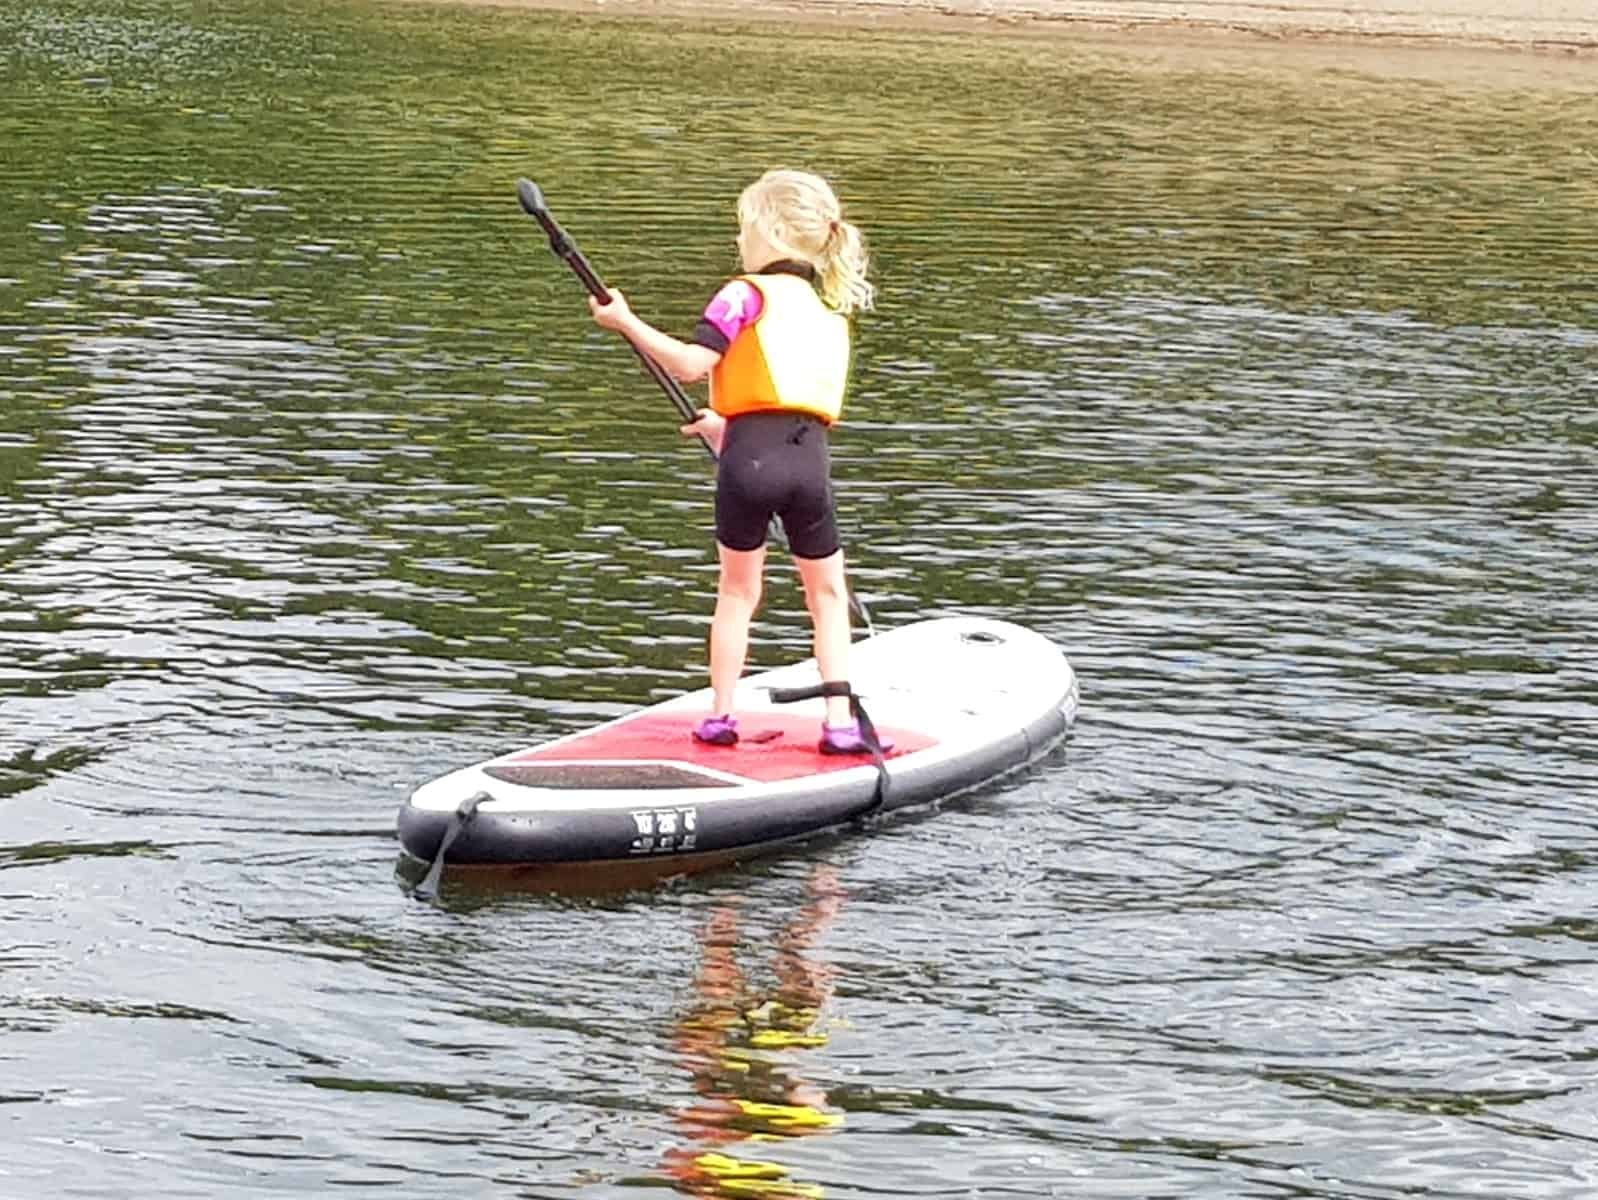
769, 682, 890, 815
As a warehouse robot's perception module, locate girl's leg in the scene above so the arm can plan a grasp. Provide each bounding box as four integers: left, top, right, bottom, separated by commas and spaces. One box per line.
794, 550, 852, 726
710, 542, 766, 715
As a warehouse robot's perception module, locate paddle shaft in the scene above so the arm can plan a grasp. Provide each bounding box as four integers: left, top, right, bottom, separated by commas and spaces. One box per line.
516, 179, 711, 457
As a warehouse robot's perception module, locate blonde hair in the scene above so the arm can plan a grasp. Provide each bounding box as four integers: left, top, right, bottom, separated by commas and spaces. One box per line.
737, 169, 874, 316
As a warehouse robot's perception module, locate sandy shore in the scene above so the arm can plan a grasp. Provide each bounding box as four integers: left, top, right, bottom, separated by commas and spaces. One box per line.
441, 0, 1598, 50
822, 0, 1597, 48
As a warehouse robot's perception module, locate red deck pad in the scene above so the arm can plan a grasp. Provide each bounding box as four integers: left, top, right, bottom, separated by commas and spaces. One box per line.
509, 711, 937, 784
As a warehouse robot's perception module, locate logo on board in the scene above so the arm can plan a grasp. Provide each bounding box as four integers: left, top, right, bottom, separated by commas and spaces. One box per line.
629, 807, 698, 855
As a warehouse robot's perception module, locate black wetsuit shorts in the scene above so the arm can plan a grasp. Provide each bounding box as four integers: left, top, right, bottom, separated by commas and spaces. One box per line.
715, 410, 839, 560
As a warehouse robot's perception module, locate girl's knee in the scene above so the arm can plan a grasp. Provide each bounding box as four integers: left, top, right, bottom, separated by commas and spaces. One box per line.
718, 577, 762, 610
810, 577, 845, 603
803, 578, 847, 619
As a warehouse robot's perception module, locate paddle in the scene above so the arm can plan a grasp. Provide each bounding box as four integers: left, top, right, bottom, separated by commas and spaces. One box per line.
515, 177, 712, 457
515, 177, 874, 635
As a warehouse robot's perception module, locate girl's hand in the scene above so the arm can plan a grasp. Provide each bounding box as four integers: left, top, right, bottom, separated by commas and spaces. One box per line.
681, 408, 726, 455
589, 290, 635, 333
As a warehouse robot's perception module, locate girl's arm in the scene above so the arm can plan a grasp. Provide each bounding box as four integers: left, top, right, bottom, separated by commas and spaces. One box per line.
589, 291, 720, 384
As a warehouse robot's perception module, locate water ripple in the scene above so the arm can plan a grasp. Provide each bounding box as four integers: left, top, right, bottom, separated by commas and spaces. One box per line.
2, 2, 1596, 1197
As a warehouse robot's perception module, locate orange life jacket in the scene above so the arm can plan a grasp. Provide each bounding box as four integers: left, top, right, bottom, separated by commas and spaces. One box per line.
709, 273, 850, 424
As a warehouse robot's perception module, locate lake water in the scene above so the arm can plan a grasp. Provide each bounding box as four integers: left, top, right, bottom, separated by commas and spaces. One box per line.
3, 1, 1596, 1196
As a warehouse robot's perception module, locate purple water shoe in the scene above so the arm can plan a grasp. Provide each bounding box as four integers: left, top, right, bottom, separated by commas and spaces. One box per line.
692, 714, 739, 746
818, 721, 892, 756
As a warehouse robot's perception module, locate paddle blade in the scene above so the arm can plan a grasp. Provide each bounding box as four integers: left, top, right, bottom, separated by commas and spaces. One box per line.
516, 177, 547, 217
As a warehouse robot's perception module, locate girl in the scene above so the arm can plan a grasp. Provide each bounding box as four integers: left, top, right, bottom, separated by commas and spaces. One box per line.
589, 168, 877, 754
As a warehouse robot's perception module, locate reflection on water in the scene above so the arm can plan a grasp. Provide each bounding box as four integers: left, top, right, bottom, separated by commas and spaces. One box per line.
3, 0, 1597, 1196
662, 867, 845, 1199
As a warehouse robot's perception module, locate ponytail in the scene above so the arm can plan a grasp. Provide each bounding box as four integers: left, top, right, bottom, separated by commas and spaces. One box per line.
819, 216, 874, 316
738, 169, 874, 316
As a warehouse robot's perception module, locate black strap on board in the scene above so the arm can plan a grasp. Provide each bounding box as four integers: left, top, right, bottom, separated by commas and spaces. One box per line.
412, 790, 490, 900
768, 681, 890, 816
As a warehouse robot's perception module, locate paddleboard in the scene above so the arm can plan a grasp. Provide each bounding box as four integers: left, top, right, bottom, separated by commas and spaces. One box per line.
397, 616, 1078, 883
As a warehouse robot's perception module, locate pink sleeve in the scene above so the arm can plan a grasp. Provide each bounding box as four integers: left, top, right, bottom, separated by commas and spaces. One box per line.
700, 280, 764, 345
